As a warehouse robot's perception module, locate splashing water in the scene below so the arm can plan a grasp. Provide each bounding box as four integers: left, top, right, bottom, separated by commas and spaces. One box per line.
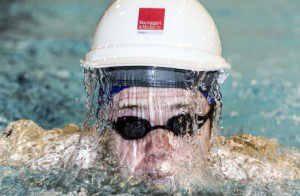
54, 67, 227, 193
8, 67, 290, 195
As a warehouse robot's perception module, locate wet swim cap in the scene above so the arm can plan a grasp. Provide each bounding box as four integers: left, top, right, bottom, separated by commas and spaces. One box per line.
102, 66, 218, 91
98, 66, 218, 106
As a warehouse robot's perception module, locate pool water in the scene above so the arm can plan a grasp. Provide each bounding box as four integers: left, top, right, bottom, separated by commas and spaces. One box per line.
0, 0, 299, 195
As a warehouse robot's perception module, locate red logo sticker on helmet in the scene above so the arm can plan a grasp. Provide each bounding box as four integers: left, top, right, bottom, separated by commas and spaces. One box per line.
137, 8, 165, 31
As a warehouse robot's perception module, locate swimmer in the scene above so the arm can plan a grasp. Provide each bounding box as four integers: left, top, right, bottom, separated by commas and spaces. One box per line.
79, 0, 231, 185
80, 0, 231, 183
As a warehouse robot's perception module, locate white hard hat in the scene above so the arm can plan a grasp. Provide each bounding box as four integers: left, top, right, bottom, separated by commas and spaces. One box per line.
81, 0, 231, 75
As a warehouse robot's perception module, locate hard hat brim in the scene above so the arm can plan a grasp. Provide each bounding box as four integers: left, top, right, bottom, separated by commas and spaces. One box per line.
81, 44, 231, 73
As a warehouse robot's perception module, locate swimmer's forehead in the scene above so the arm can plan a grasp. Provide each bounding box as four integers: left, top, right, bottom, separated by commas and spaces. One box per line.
112, 87, 208, 109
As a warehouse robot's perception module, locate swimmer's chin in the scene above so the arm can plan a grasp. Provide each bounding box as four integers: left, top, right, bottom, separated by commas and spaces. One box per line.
134, 169, 174, 186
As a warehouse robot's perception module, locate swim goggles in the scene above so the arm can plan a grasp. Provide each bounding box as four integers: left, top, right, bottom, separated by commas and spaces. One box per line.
112, 107, 213, 140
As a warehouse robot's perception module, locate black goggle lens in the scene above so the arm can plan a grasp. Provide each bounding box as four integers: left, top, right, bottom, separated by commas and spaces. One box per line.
114, 116, 150, 140
166, 114, 193, 136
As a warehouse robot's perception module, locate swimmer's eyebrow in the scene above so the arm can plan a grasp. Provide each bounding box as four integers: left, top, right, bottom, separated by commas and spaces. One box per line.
118, 104, 139, 110
172, 103, 189, 109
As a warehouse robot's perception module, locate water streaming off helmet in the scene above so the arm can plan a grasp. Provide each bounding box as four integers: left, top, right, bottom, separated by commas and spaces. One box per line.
32, 67, 226, 194
0, 0, 299, 195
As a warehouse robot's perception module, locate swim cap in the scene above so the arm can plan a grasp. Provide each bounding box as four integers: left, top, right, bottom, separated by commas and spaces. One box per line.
101, 66, 218, 92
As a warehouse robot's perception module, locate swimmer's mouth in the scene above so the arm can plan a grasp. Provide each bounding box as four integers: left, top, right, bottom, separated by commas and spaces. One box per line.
147, 153, 168, 164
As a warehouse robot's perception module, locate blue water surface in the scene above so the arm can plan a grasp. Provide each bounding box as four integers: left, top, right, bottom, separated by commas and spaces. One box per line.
0, 0, 299, 146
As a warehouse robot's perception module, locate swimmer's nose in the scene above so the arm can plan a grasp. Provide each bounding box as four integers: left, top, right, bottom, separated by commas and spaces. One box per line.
143, 129, 173, 155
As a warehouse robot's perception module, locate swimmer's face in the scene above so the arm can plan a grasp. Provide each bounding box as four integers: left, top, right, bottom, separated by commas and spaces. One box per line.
109, 87, 212, 181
